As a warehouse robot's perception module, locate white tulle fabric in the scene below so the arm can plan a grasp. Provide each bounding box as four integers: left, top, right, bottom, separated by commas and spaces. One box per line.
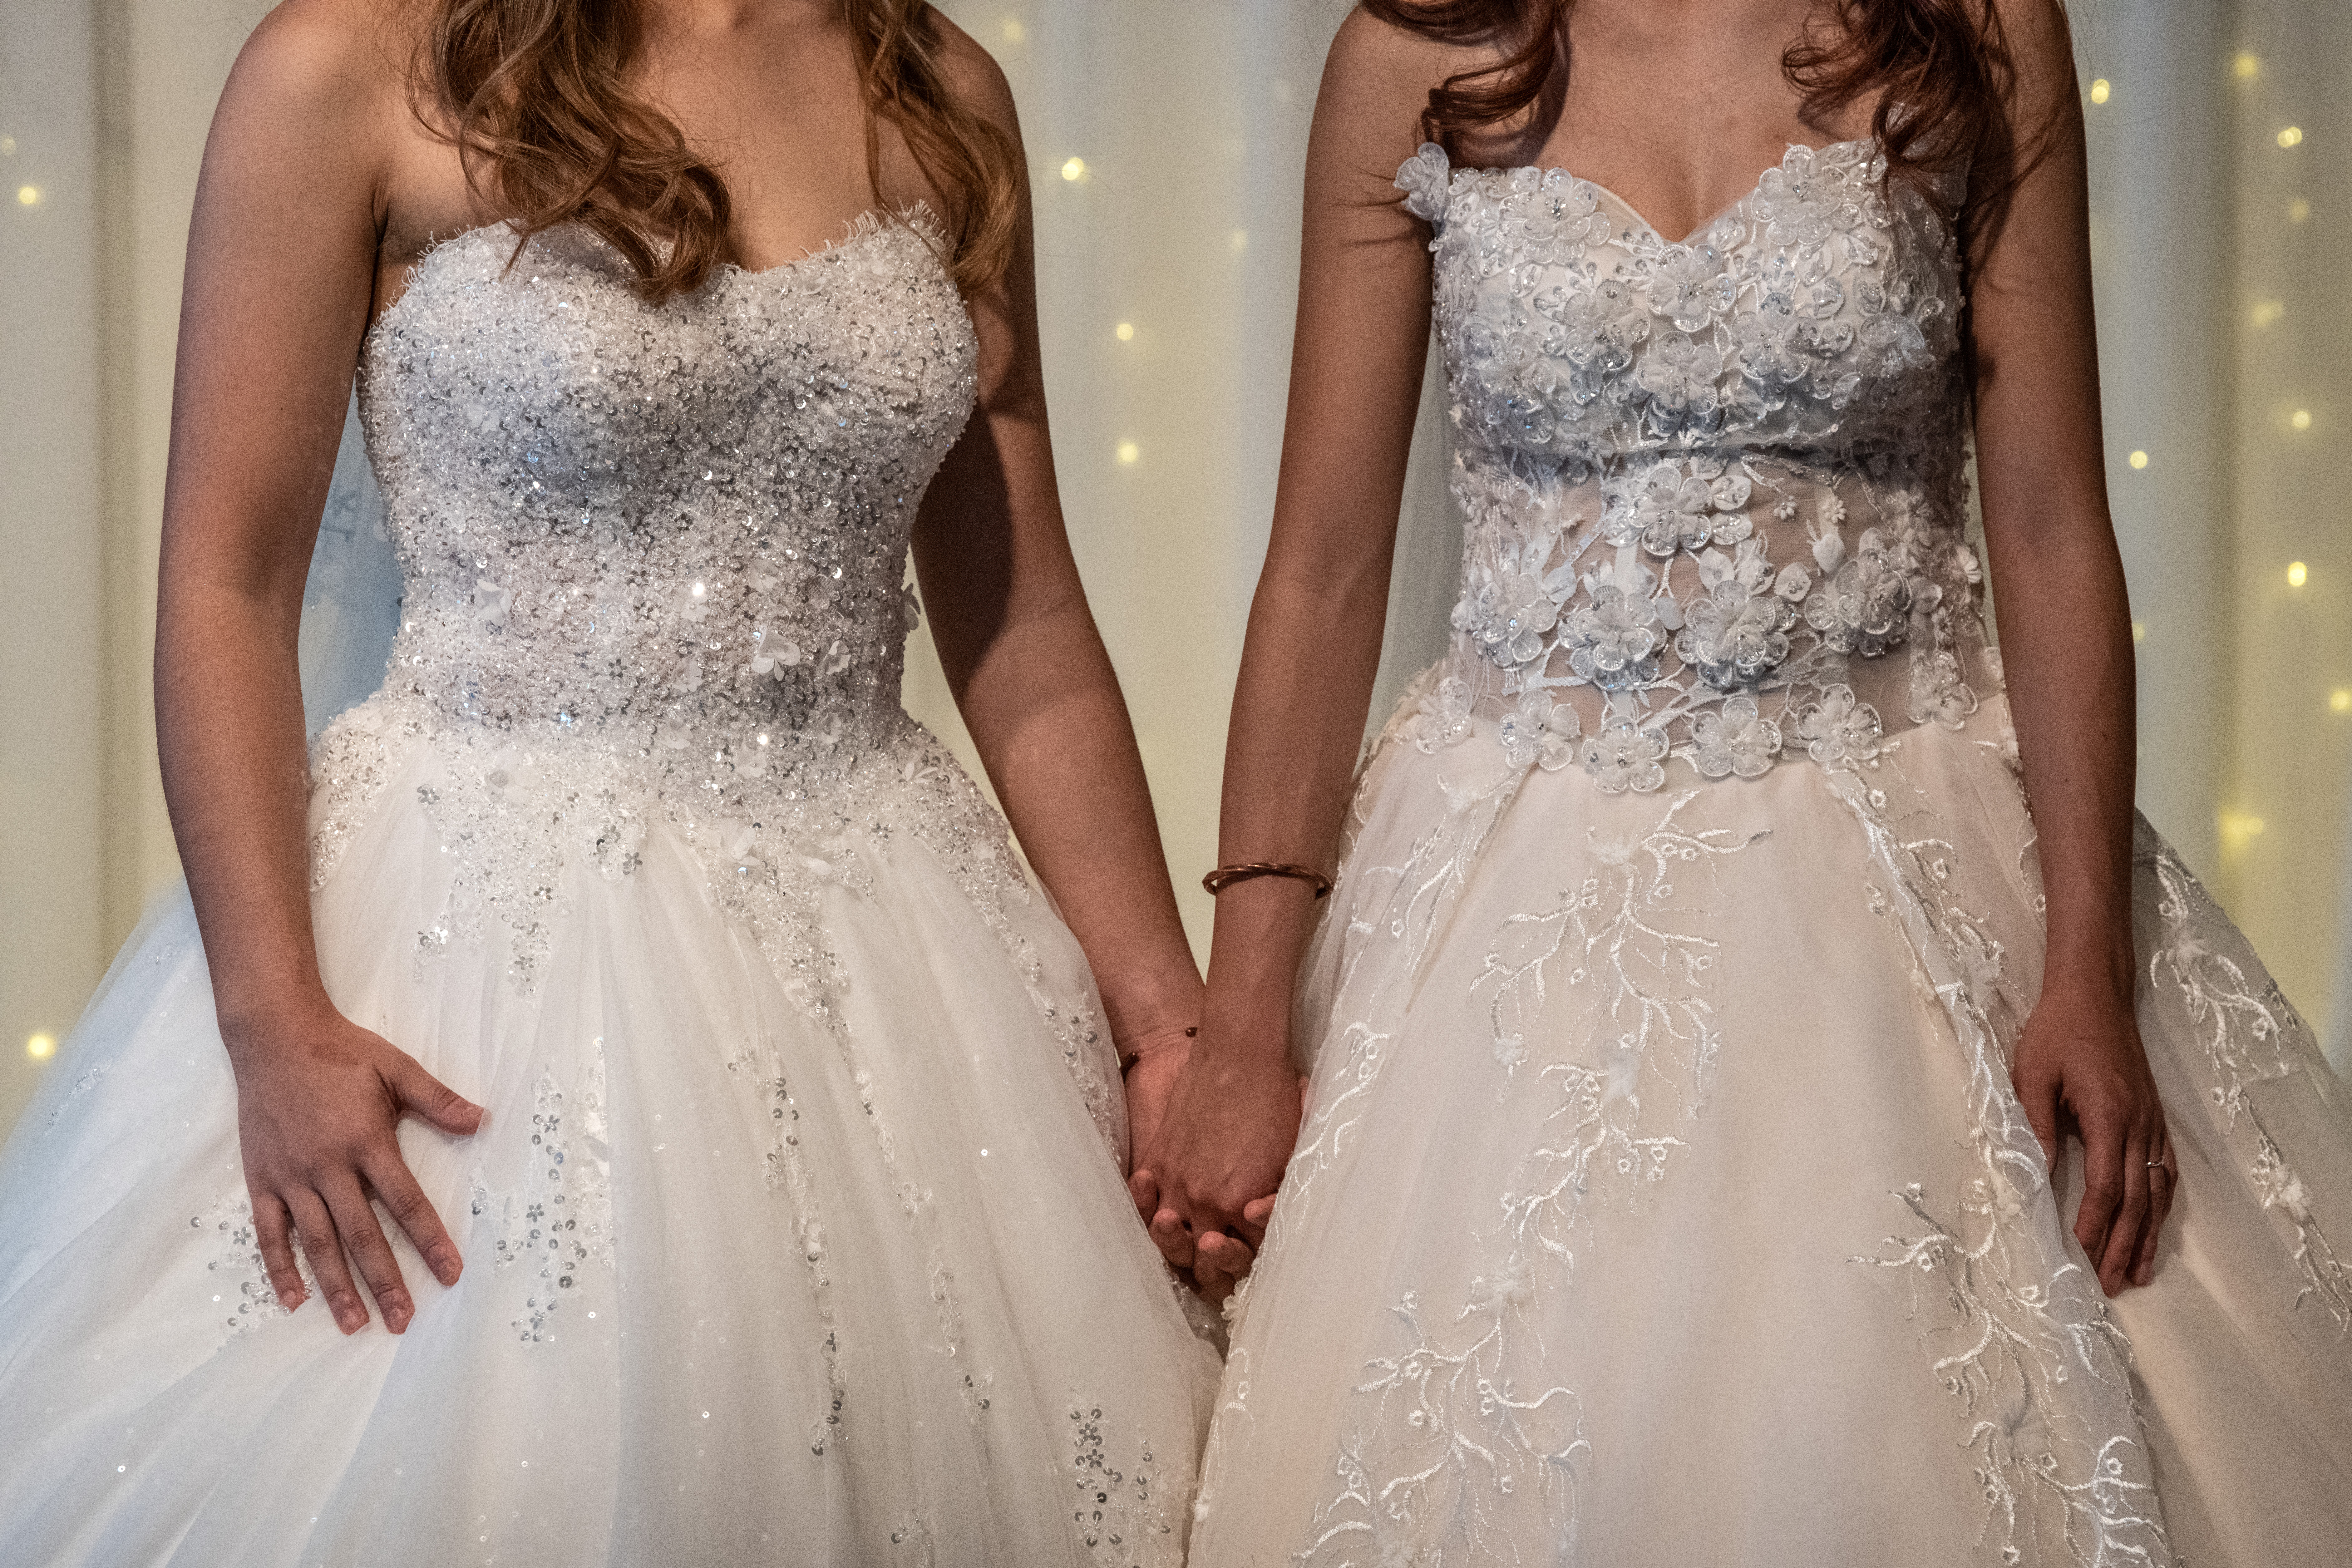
1185, 145, 2352, 1567
0, 213, 1217, 1567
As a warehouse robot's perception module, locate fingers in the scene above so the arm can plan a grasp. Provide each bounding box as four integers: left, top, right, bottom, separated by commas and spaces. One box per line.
363, 1148, 463, 1289
2131, 1120, 2177, 1289
249, 1187, 308, 1313
2014, 1059, 2063, 1175
1128, 1169, 1161, 1225
321, 1176, 413, 1333
2073, 1112, 2127, 1292
1150, 1206, 1198, 1271
1237, 1194, 1276, 1250
285, 1187, 371, 1334
391, 1055, 484, 1137
2096, 1122, 2152, 1295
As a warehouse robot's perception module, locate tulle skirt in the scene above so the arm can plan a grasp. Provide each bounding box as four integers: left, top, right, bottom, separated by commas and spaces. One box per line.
0, 725, 1219, 1567
1189, 681, 2352, 1567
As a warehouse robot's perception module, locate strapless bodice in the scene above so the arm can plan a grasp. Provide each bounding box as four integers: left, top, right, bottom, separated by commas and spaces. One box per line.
307, 214, 1024, 1002
359, 214, 976, 757
1395, 140, 1991, 788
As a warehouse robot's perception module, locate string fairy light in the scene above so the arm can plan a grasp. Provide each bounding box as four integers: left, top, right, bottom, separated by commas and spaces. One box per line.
2277, 126, 2304, 148
24, 1032, 55, 1062
2288, 560, 2309, 588
2128, 449, 2149, 469
1116, 441, 1139, 465
2291, 409, 2313, 432
1060, 156, 1085, 182
2331, 688, 2352, 715
2089, 78, 2111, 105
1115, 322, 1134, 342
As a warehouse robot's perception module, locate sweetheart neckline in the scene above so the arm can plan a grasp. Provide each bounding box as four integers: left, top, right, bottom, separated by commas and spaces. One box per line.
364, 203, 948, 348
1447, 136, 1877, 248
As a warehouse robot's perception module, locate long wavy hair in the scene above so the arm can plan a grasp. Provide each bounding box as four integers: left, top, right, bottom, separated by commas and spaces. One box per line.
1362, 0, 2048, 250
417, 0, 1021, 301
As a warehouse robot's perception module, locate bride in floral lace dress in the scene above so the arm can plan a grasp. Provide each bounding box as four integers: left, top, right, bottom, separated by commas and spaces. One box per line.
1136, 2, 2352, 1563
0, 1, 1216, 1563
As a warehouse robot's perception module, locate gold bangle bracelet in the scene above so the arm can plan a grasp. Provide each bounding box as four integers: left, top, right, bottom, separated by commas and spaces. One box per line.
1202, 861, 1334, 899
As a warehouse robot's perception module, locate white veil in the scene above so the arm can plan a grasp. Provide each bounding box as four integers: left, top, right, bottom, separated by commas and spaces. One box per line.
1365, 338, 1463, 743
297, 394, 402, 738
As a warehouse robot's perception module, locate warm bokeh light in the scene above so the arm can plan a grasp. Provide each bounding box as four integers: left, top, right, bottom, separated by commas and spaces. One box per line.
1060, 156, 1085, 182
1115, 321, 1134, 342
2234, 51, 2261, 80
0, 136, 16, 156
1001, 18, 1023, 44
2288, 561, 2309, 588
1230, 229, 1249, 256
2128, 450, 2149, 469
2220, 807, 2269, 854
2291, 409, 2313, 431
2277, 126, 2304, 148
2089, 79, 2112, 105
2332, 688, 2352, 715
2288, 197, 2311, 223
2252, 300, 2285, 327
1116, 440, 1139, 465
15, 185, 38, 207
2132, 621, 2147, 643
25, 1033, 54, 1061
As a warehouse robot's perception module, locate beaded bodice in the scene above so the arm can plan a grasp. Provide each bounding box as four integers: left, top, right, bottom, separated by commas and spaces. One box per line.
362, 214, 974, 759
1393, 139, 1994, 789
308, 214, 1046, 1019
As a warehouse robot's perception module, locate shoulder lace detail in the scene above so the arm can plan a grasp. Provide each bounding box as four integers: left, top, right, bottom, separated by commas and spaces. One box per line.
1395, 142, 1452, 226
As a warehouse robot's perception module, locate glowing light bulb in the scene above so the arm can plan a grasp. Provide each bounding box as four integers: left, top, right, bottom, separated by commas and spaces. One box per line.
15, 185, 38, 207
2234, 52, 2261, 80
1115, 441, 1140, 465
25, 1033, 55, 1061
2277, 126, 2303, 148
2128, 450, 2149, 469
1060, 156, 1085, 182
2287, 561, 2308, 588
1115, 322, 1134, 342
2291, 409, 2312, 431
2331, 689, 2351, 715
2089, 79, 2111, 105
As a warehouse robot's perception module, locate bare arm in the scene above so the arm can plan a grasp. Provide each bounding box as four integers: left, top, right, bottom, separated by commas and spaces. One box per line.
1129, 15, 1447, 1287
1969, 0, 2172, 1294
907, 37, 1204, 1156
159, 0, 479, 1338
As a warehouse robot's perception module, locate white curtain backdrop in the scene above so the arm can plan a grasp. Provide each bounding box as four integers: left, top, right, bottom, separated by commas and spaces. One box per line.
2, 0, 2346, 1141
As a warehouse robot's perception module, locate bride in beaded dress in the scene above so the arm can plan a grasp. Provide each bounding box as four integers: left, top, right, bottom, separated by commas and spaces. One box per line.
0, 2, 1217, 1564
1134, 2, 2352, 1565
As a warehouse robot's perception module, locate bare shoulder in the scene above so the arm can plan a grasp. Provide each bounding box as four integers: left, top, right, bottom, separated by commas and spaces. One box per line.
923, 6, 1021, 140
1987, 0, 2080, 122
1319, 5, 1476, 149
223, 0, 408, 132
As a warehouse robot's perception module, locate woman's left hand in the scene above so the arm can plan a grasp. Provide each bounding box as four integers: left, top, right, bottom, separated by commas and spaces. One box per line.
2011, 977, 2176, 1295
1120, 1022, 1197, 1174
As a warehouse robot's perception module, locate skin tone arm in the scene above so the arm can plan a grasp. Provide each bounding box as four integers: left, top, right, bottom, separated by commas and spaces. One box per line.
158, 2, 482, 1341
1140, 0, 2172, 1298
1130, 16, 1447, 1294
905, 39, 1206, 1159
1970, 0, 2172, 1295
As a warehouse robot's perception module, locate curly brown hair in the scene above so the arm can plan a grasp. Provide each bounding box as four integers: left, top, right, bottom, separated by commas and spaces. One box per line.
418, 0, 1021, 301
1361, 0, 2051, 249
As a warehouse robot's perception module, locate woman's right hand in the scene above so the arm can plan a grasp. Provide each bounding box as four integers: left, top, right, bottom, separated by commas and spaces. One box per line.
229, 1008, 482, 1334
1129, 1012, 1302, 1296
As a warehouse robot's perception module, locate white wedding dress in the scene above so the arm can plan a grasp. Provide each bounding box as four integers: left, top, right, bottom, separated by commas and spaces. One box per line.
1188, 141, 2352, 1566
0, 213, 1218, 1566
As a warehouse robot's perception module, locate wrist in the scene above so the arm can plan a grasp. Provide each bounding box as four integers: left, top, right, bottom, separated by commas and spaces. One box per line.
2039, 934, 2136, 1006
214, 987, 342, 1068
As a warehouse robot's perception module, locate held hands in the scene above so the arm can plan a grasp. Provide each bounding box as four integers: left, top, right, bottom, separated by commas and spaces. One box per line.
2011, 974, 2176, 1295
1127, 1016, 1301, 1304
228, 1008, 483, 1334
